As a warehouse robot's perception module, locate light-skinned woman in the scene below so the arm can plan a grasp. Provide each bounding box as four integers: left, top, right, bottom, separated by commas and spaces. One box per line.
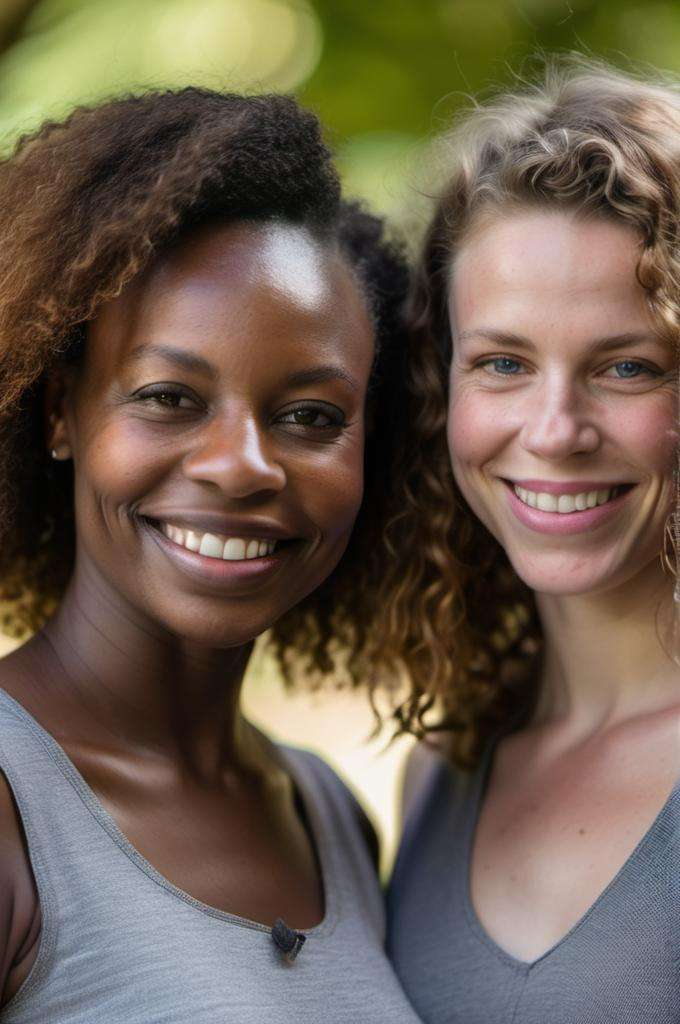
383, 60, 680, 1023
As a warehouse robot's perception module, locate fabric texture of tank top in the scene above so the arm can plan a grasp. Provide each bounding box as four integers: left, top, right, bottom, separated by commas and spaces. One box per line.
0, 688, 421, 1023
387, 743, 680, 1024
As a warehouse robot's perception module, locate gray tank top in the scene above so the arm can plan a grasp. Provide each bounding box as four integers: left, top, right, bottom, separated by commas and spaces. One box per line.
387, 744, 680, 1024
0, 688, 421, 1023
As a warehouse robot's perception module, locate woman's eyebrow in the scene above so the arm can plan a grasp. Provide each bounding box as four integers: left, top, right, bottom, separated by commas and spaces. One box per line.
587, 331, 662, 354
123, 346, 359, 390
124, 343, 214, 376
283, 366, 359, 391
456, 328, 533, 350
456, 328, 658, 353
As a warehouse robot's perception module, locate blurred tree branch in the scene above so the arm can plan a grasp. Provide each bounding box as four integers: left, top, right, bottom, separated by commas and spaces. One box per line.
0, 0, 41, 54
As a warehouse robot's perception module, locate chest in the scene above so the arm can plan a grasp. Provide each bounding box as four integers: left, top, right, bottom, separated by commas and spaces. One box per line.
469, 735, 680, 962
389, 749, 680, 1024
70, 748, 326, 931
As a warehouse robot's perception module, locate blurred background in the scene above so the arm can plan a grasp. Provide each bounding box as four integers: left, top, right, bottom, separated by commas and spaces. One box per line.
0, 0, 675, 873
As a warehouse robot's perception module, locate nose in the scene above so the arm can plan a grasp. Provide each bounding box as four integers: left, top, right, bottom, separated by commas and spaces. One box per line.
519, 375, 600, 460
182, 413, 286, 498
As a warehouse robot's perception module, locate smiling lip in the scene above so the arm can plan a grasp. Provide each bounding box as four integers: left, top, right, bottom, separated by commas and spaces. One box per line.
139, 510, 297, 542
140, 515, 300, 589
503, 480, 634, 535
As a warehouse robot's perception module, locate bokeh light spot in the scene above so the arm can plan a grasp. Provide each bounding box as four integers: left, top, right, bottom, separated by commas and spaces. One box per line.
0, 0, 323, 148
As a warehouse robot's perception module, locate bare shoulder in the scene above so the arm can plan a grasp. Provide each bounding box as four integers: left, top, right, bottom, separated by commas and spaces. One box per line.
0, 769, 41, 1007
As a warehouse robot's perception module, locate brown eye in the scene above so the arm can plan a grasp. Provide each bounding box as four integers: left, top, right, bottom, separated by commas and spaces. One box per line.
155, 391, 185, 407
292, 408, 327, 426
133, 384, 201, 410
275, 402, 344, 430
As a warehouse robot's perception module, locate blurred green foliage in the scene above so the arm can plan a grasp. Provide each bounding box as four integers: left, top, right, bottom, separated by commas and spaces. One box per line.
0, 0, 678, 232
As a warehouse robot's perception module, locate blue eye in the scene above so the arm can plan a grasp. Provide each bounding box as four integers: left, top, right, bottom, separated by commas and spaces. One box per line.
612, 360, 646, 378
487, 357, 523, 375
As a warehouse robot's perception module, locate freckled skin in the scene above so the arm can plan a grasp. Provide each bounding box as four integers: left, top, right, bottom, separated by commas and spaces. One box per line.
0, 221, 376, 1003
449, 210, 677, 596
445, 210, 680, 964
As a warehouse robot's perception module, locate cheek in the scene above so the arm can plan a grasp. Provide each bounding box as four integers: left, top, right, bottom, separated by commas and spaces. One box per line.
615, 397, 678, 473
72, 417, 171, 521
447, 387, 504, 473
301, 440, 365, 540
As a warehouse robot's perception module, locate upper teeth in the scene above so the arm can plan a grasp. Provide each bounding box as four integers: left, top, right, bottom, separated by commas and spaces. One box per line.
160, 523, 277, 560
513, 486, 618, 513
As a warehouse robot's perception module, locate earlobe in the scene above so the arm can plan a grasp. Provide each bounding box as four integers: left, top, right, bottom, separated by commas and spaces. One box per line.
44, 373, 73, 462
50, 442, 72, 462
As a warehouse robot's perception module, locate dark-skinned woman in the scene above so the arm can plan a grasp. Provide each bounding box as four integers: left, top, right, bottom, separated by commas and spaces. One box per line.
0, 89, 420, 1023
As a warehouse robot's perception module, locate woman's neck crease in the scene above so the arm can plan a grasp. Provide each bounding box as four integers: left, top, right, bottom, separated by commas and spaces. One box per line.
31, 565, 256, 778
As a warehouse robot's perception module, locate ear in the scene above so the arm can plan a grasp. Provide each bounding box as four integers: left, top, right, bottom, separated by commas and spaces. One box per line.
44, 369, 74, 462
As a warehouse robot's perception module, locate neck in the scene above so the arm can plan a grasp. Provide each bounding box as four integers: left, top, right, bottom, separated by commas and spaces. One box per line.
30, 556, 255, 778
533, 558, 679, 733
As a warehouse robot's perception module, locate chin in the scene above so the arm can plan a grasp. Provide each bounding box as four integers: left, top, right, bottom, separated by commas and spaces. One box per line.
519, 573, 612, 598
503, 548, 634, 599
148, 603, 276, 649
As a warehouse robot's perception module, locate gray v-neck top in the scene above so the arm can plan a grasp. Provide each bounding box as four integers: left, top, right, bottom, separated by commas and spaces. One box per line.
0, 688, 421, 1024
387, 744, 680, 1024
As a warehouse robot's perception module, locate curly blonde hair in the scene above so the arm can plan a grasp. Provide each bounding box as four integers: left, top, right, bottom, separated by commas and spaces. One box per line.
372, 57, 680, 766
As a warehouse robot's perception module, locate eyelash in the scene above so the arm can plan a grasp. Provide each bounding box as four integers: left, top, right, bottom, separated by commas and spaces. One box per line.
134, 384, 200, 409
478, 357, 523, 376
275, 403, 345, 430
132, 386, 345, 430
603, 360, 660, 379
476, 357, 661, 380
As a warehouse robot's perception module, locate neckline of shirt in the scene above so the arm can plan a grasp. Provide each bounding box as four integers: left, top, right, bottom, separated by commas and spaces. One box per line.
459, 734, 680, 971
0, 686, 341, 939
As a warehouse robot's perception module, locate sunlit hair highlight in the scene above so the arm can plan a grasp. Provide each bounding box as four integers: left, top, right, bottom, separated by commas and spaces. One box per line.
373, 57, 680, 766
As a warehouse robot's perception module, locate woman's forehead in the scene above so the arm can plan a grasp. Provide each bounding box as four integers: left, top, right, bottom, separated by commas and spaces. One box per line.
454, 209, 641, 290
150, 221, 333, 300
83, 220, 374, 378
449, 209, 651, 345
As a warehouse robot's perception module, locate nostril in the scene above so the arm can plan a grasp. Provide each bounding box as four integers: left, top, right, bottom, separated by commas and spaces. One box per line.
182, 445, 286, 495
